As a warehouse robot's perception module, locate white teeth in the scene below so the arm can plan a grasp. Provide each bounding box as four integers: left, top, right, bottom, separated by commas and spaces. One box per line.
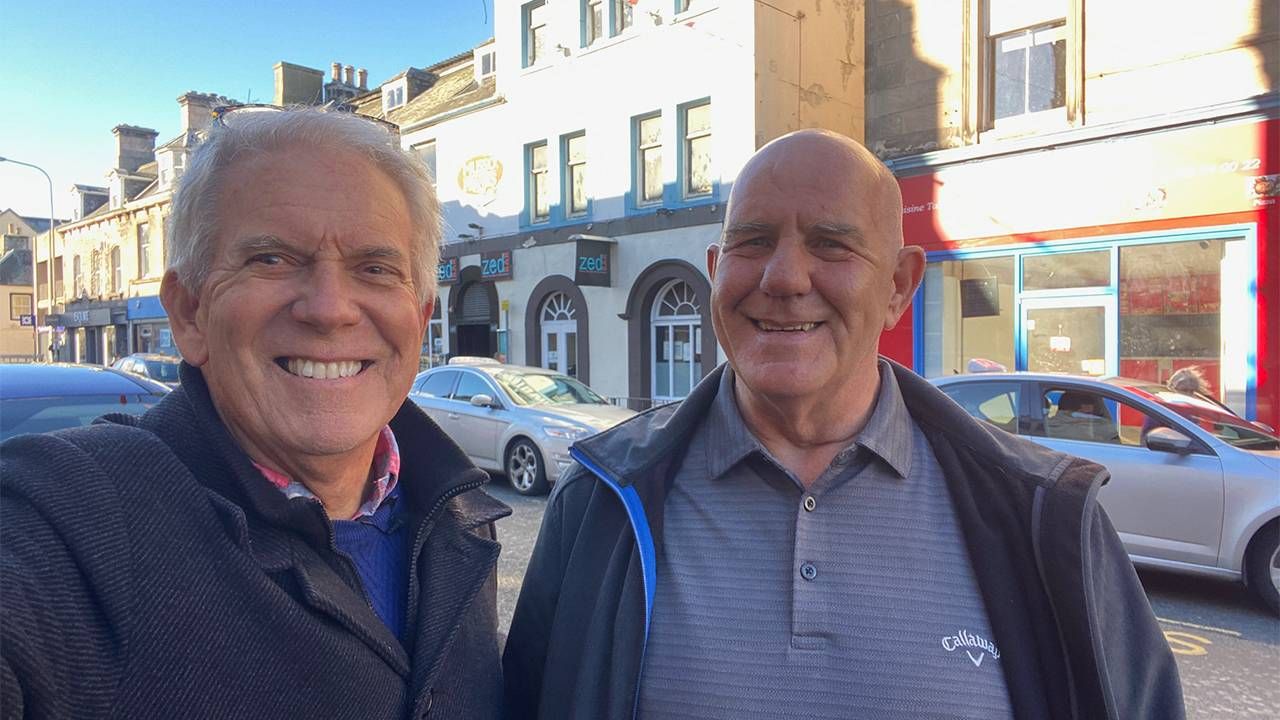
284, 358, 363, 379
758, 321, 818, 332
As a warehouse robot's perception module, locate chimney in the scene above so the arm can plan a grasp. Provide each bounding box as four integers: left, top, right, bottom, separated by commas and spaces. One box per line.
344, 65, 355, 85
357, 68, 368, 90
273, 61, 325, 106
178, 92, 222, 134
112, 125, 158, 173
331, 62, 342, 82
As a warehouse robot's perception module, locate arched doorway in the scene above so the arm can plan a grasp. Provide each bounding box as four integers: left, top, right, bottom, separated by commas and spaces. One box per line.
448, 265, 498, 360
525, 275, 591, 383
622, 259, 714, 407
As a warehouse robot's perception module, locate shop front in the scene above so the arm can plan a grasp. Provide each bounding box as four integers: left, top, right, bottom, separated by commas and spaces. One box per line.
886, 114, 1278, 428
60, 300, 128, 365
126, 295, 177, 356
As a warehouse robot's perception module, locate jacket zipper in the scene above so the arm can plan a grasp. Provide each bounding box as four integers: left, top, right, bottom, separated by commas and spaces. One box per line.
568, 446, 654, 720
405, 476, 490, 628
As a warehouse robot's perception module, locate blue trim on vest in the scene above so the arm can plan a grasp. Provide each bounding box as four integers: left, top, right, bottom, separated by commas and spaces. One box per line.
568, 447, 656, 633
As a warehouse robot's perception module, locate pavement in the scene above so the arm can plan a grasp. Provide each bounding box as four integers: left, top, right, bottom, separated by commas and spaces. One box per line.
485, 476, 1280, 718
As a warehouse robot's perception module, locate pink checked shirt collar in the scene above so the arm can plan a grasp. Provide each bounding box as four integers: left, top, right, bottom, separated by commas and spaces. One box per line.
253, 426, 401, 520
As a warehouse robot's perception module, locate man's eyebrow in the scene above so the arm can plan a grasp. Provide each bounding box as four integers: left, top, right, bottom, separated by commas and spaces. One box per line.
723, 221, 773, 237
230, 234, 295, 254
808, 221, 863, 239
349, 244, 407, 261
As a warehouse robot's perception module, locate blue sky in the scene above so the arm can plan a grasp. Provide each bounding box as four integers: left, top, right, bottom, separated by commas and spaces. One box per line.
2, 0, 494, 220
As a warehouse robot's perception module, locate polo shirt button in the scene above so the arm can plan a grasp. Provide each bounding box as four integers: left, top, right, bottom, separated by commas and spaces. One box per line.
800, 562, 818, 581
803, 495, 817, 512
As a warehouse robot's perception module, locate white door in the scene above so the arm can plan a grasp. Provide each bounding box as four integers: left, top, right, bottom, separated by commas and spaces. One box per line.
540, 292, 578, 377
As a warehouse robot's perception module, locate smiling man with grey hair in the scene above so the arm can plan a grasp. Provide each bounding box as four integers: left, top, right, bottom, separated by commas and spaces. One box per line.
2, 106, 509, 720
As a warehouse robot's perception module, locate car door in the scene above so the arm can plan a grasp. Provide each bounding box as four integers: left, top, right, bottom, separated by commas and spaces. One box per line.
1032, 382, 1225, 568
409, 370, 460, 431
447, 370, 507, 466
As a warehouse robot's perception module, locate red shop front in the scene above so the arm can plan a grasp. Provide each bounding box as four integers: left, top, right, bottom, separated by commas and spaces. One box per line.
881, 113, 1279, 428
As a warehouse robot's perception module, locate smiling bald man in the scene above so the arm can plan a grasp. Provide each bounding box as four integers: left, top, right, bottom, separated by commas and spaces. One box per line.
503, 129, 1183, 720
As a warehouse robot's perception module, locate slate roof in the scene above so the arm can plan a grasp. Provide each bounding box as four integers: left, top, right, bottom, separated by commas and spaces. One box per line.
353, 44, 500, 130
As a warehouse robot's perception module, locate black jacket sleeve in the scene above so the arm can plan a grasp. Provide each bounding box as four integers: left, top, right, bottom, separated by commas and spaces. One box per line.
2, 432, 136, 720
1086, 504, 1186, 719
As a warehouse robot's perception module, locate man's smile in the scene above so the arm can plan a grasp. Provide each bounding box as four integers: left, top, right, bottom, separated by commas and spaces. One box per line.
274, 357, 374, 379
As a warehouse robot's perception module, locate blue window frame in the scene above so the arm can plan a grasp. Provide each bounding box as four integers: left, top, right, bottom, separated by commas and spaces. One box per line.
524, 140, 552, 226
630, 111, 664, 211
677, 98, 715, 205
561, 131, 590, 218
523, 1, 547, 68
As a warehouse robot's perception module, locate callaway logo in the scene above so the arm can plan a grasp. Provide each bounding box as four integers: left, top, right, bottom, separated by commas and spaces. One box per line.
941, 629, 1001, 668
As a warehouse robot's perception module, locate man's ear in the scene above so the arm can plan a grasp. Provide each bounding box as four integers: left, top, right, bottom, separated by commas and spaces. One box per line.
160, 271, 209, 367
883, 245, 926, 332
420, 294, 435, 337
706, 243, 721, 280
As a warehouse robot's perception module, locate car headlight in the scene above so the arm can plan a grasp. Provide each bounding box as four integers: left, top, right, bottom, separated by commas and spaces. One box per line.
543, 425, 590, 441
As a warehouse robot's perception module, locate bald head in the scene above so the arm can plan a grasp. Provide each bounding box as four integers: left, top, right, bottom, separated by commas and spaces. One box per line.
725, 129, 904, 252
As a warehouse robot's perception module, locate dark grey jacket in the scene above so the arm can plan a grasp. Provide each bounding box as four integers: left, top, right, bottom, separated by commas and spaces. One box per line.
1, 365, 510, 719
503, 360, 1184, 720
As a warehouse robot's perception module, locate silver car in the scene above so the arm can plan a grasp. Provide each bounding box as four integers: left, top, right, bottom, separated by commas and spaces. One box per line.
408, 359, 636, 496
931, 372, 1280, 614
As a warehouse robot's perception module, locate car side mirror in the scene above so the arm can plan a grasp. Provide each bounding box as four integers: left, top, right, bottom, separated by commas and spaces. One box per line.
1146, 426, 1194, 455
470, 394, 495, 409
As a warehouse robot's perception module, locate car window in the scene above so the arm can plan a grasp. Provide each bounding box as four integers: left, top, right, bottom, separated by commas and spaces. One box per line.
492, 370, 607, 406
1040, 387, 1153, 446
144, 360, 180, 382
940, 382, 1021, 433
452, 372, 494, 403
416, 370, 458, 397
1127, 383, 1280, 451
0, 395, 163, 441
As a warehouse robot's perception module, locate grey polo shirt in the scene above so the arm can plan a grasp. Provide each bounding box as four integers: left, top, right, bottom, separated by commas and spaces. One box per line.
636, 362, 1014, 720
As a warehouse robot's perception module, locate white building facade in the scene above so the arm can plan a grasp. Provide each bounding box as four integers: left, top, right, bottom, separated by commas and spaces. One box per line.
367, 0, 867, 407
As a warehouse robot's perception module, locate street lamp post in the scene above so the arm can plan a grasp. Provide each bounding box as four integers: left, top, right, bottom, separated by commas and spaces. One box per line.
0, 156, 56, 361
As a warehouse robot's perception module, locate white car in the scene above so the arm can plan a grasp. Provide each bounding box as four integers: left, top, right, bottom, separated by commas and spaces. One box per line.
931, 372, 1280, 614
409, 359, 635, 495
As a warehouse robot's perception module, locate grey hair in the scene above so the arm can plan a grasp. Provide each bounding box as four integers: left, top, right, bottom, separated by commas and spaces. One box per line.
167, 106, 441, 303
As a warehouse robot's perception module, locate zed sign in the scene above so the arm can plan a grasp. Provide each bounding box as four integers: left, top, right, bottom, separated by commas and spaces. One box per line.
575, 238, 613, 287
437, 257, 460, 284
480, 250, 513, 281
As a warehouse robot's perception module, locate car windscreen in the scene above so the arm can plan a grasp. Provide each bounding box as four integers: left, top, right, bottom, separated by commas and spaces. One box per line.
492, 371, 606, 406
1130, 384, 1280, 451
144, 360, 181, 382
0, 394, 164, 441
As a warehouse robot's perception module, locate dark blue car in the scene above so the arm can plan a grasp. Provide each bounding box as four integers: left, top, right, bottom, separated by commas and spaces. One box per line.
0, 363, 170, 441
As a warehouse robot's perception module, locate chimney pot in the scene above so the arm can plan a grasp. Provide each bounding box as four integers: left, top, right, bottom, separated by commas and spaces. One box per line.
344, 65, 355, 85
331, 62, 341, 82
357, 68, 368, 90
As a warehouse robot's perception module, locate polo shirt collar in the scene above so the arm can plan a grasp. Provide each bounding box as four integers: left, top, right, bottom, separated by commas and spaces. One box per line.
704, 358, 913, 481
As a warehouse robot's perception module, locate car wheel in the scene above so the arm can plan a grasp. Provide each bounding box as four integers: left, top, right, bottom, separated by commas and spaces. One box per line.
1245, 521, 1279, 615
506, 438, 549, 496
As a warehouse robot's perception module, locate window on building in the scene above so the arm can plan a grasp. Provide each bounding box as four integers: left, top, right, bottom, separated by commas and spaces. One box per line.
524, 1, 548, 67
635, 113, 663, 205
383, 84, 406, 112
414, 140, 438, 187
563, 132, 588, 217
478, 50, 497, 78
527, 141, 550, 223
920, 256, 1017, 378
652, 280, 703, 402
10, 293, 32, 320
73, 256, 82, 297
110, 247, 122, 294
612, 0, 633, 35
681, 101, 712, 198
541, 291, 579, 377
585, 0, 604, 45
137, 222, 153, 277
986, 0, 1068, 127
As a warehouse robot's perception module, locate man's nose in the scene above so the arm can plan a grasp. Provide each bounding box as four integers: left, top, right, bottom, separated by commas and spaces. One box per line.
289, 262, 363, 330
758, 235, 812, 297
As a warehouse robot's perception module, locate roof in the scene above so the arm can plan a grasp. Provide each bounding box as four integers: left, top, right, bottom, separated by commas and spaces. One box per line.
16, 217, 67, 234
0, 363, 170, 399
355, 67, 498, 129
